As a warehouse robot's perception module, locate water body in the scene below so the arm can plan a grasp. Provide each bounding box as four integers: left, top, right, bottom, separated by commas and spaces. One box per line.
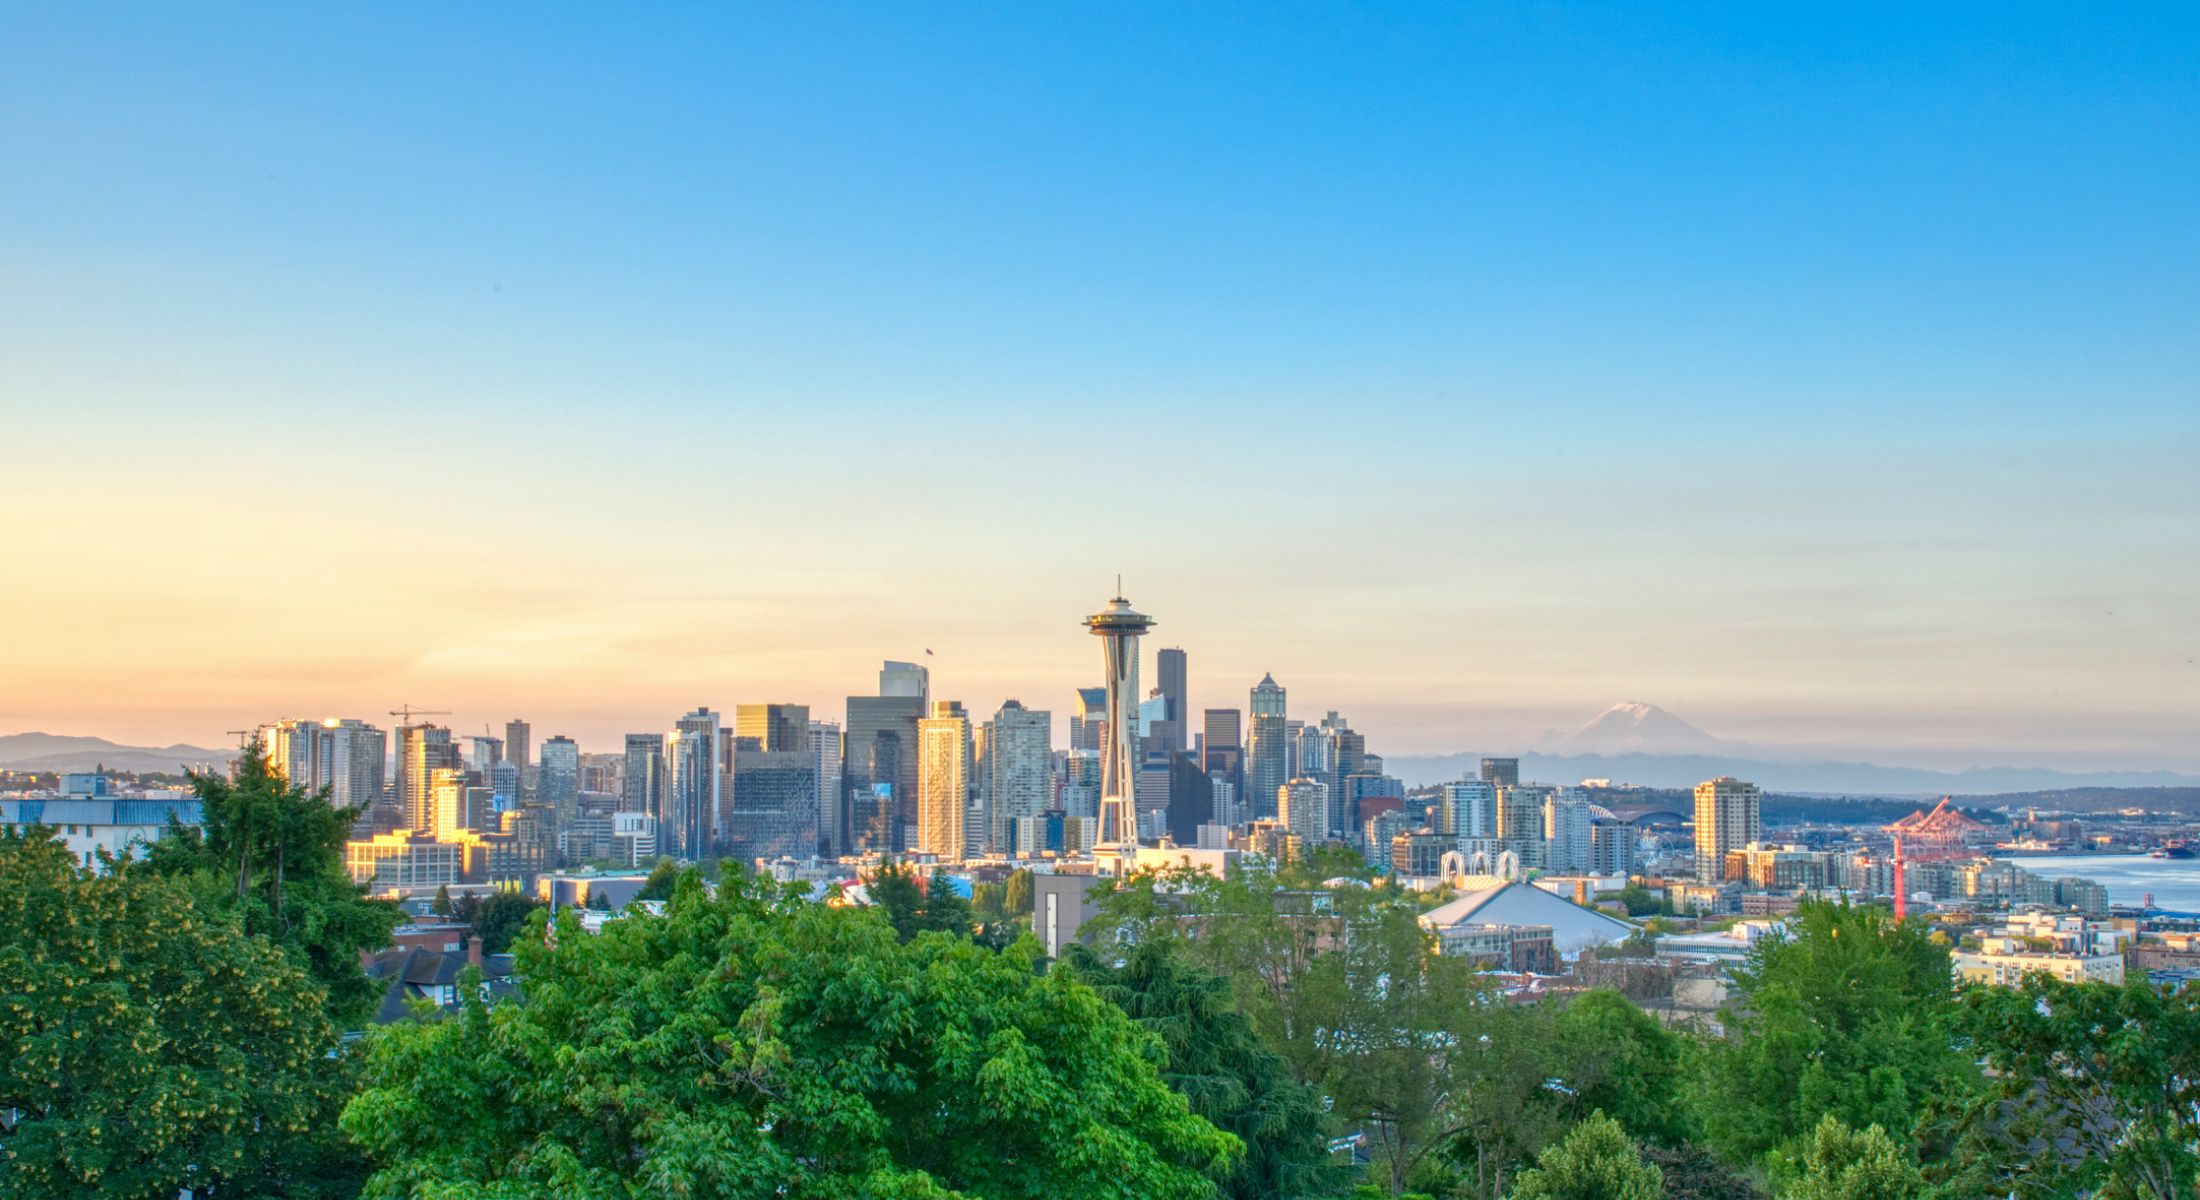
2008, 854, 2200, 913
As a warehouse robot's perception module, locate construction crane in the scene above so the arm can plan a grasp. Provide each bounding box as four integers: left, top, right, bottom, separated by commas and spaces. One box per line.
388, 705, 451, 725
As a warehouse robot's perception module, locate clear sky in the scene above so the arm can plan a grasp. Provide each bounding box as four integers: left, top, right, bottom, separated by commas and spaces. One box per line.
3, 5, 2196, 768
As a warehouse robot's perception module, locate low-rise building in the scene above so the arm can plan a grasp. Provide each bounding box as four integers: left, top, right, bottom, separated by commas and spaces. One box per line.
1954, 911, 2127, 986
1, 791, 202, 872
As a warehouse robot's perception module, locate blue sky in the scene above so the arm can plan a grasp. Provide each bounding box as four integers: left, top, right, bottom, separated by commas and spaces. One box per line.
3, 5, 2196, 766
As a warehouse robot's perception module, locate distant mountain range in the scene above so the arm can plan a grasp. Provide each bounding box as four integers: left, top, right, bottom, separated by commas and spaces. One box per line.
0, 733, 236, 776
1390, 702, 2200, 796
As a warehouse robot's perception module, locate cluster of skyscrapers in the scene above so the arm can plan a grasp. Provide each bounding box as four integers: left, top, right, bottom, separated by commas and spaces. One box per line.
263, 591, 1670, 887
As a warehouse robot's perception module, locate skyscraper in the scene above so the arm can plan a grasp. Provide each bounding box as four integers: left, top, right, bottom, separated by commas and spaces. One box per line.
1480, 757, 1520, 788
1294, 719, 1337, 835
539, 736, 581, 847
665, 707, 722, 860
622, 733, 665, 816
1497, 784, 1549, 870
1280, 778, 1328, 847
468, 735, 503, 775
1084, 592, 1155, 849
845, 694, 924, 855
505, 719, 532, 771
736, 703, 811, 752
879, 660, 929, 701
1694, 776, 1761, 883
809, 719, 843, 856
1439, 781, 1498, 842
1543, 789, 1594, 874
984, 700, 1052, 855
917, 701, 971, 861
1153, 646, 1188, 753
398, 724, 457, 832
260, 717, 386, 815
1201, 708, 1244, 816
730, 741, 820, 864
1246, 674, 1288, 822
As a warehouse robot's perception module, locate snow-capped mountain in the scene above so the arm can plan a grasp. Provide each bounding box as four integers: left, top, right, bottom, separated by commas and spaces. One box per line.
1559, 702, 1719, 755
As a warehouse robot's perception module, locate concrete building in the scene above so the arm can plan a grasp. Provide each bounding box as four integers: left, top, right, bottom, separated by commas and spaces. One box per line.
2, 788, 202, 872
1497, 785, 1549, 871
1280, 778, 1329, 846
1955, 912, 2128, 986
622, 734, 665, 816
1543, 790, 1594, 875
1152, 647, 1188, 753
845, 693, 924, 856
345, 830, 462, 890
809, 719, 843, 856
1694, 777, 1762, 884
1480, 757, 1520, 788
261, 717, 386, 814
538, 736, 581, 842
736, 703, 811, 752
397, 724, 458, 833
984, 700, 1052, 854
1440, 781, 1497, 842
730, 743, 820, 864
504, 719, 532, 772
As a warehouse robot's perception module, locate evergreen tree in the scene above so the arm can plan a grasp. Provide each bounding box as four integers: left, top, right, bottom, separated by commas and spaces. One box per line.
1776, 1116, 1923, 1200
1507, 1112, 1663, 1200
135, 743, 399, 1026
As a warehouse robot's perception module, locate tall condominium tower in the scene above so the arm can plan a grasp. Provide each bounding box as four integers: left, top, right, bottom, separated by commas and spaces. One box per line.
879, 660, 929, 701
1694, 776, 1762, 883
622, 733, 665, 816
1280, 778, 1328, 847
984, 700, 1052, 855
916, 701, 971, 861
1153, 647, 1188, 753
398, 724, 458, 832
1439, 780, 1498, 842
1084, 592, 1155, 850
261, 717, 387, 815
1497, 784, 1549, 871
505, 720, 532, 771
1246, 674, 1288, 822
809, 719, 843, 857
1543, 790, 1594, 874
665, 707, 722, 860
736, 703, 811, 752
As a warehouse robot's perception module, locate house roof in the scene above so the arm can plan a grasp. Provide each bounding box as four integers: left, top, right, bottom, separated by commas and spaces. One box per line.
363, 946, 519, 1025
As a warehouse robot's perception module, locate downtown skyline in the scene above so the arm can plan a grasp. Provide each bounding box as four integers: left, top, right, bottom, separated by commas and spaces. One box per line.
4, 7, 2196, 770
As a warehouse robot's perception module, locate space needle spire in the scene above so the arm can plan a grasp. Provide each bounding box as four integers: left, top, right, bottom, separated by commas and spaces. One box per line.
1083, 586, 1154, 857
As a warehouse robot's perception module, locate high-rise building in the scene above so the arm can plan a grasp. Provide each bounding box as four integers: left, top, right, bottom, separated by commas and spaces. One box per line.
1280, 778, 1328, 846
505, 720, 532, 771
665, 708, 722, 861
622, 734, 665, 816
809, 719, 843, 857
845, 694, 924, 855
1165, 751, 1214, 846
984, 701, 1051, 854
1153, 647, 1188, 753
916, 701, 971, 861
1590, 817, 1637, 875
879, 660, 929, 701
1497, 785, 1549, 870
398, 724, 458, 832
427, 766, 469, 838
468, 735, 503, 775
1543, 789, 1594, 874
261, 717, 387, 815
1440, 781, 1498, 842
539, 736, 581, 847
730, 742, 819, 864
1480, 757, 1520, 788
1246, 675, 1288, 822
1694, 776, 1762, 884
1084, 592, 1155, 849
736, 703, 811, 752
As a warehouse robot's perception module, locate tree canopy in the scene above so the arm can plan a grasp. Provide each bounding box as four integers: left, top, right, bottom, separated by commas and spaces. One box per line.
342, 867, 1239, 1198
0, 829, 364, 1200
1507, 1112, 1663, 1200
135, 743, 399, 1025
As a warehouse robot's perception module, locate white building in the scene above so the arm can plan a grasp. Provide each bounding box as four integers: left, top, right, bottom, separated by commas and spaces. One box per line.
1419, 879, 1638, 960
1, 779, 201, 872
1280, 778, 1329, 846
1543, 789, 1594, 874
1954, 911, 2128, 986
1440, 780, 1497, 843
984, 701, 1052, 853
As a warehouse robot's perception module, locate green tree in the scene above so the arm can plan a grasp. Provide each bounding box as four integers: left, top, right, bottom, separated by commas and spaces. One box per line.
341, 870, 1238, 1198
1776, 1116, 1922, 1200
431, 882, 454, 916
1616, 884, 1667, 917
972, 880, 1006, 924
1004, 867, 1035, 916
633, 855, 680, 901
467, 889, 547, 954
1064, 940, 1341, 1200
135, 743, 400, 1025
1507, 1112, 1663, 1200
869, 858, 974, 942
0, 830, 365, 1199
588, 888, 613, 911
1935, 975, 2200, 1200
1556, 988, 1693, 1146
1690, 899, 1967, 1165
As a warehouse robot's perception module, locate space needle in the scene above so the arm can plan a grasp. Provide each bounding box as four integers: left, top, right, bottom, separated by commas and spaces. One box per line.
1084, 583, 1154, 858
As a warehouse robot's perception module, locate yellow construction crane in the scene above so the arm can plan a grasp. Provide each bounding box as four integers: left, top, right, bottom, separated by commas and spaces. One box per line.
388, 705, 452, 725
